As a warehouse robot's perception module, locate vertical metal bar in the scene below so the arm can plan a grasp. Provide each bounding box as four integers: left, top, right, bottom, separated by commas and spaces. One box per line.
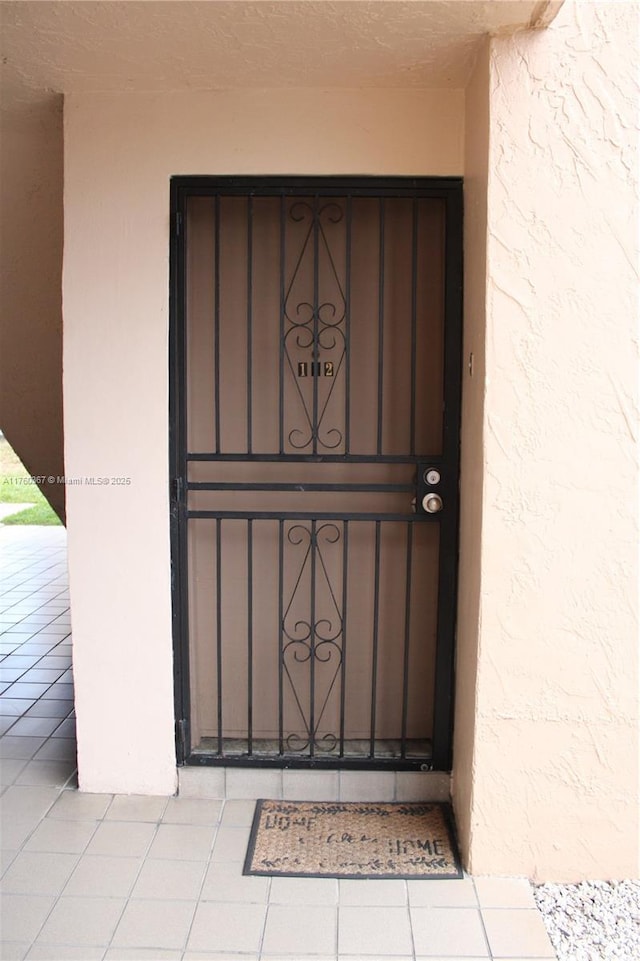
312, 196, 319, 455
247, 196, 253, 454
410, 199, 418, 456
216, 518, 223, 756
377, 199, 385, 455
309, 519, 316, 756
169, 182, 191, 761
279, 195, 285, 455
369, 521, 381, 758
344, 196, 352, 455
278, 519, 284, 755
339, 520, 349, 757
247, 519, 253, 756
214, 195, 221, 454
401, 522, 413, 758
432, 186, 463, 771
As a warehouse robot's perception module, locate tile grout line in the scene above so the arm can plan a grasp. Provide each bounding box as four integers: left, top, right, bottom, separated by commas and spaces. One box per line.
0, 560, 69, 610
175, 797, 226, 957
18, 786, 101, 954
0, 547, 79, 954
471, 875, 496, 961
32, 793, 184, 952
98, 805, 170, 958
260, 847, 274, 960
336, 893, 340, 961
404, 878, 417, 961
0, 623, 75, 751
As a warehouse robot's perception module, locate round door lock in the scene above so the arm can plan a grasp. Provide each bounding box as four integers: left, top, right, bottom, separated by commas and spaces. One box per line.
424, 469, 441, 486
422, 493, 443, 513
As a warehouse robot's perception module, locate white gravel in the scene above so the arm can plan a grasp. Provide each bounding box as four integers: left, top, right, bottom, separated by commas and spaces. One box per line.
533, 880, 640, 961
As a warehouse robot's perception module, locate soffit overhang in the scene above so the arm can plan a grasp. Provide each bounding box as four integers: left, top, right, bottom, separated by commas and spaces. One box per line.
1, 0, 564, 103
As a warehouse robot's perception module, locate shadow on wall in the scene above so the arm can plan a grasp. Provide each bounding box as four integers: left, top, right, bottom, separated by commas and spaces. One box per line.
0, 90, 65, 522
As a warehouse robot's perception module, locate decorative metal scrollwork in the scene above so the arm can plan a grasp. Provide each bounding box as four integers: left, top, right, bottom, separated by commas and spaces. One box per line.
283, 201, 346, 451
282, 522, 343, 752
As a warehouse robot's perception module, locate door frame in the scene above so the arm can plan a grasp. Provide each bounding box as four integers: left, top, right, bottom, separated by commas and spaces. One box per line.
169, 175, 463, 771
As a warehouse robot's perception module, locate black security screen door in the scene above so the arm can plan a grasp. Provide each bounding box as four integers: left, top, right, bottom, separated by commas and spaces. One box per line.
170, 177, 462, 771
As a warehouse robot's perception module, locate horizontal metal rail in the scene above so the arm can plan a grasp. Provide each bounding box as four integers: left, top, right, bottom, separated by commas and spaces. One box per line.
176, 176, 461, 199
188, 482, 414, 493
185, 754, 434, 771
187, 453, 443, 463
187, 511, 434, 521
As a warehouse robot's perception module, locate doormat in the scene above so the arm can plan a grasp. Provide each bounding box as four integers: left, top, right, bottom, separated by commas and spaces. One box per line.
243, 799, 462, 879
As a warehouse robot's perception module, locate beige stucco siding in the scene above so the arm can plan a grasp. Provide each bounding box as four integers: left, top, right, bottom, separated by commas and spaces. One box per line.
454, 34, 490, 873
455, 0, 639, 881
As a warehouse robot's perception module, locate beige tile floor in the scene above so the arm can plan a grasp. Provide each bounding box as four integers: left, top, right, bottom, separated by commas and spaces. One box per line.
0, 527, 557, 960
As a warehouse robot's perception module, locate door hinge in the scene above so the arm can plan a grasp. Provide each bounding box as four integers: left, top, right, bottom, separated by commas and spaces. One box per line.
174, 211, 183, 237
176, 718, 188, 758
171, 476, 184, 503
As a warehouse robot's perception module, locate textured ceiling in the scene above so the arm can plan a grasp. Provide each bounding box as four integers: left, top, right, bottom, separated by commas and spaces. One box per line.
1, 1, 563, 98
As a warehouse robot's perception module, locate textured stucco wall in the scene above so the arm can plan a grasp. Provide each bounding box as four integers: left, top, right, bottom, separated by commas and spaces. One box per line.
0, 93, 65, 519
453, 35, 490, 871
459, 0, 639, 881
63, 88, 464, 794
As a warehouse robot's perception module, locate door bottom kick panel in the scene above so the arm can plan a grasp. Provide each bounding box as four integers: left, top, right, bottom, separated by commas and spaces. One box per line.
193, 736, 432, 761
184, 754, 435, 772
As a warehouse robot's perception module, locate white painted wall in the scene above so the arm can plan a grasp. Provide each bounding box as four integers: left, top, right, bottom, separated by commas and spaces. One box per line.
63, 88, 464, 795
454, 0, 639, 881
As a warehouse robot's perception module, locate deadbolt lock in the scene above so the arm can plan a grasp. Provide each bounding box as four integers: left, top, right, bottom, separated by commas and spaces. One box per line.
422, 493, 443, 513
417, 463, 443, 514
